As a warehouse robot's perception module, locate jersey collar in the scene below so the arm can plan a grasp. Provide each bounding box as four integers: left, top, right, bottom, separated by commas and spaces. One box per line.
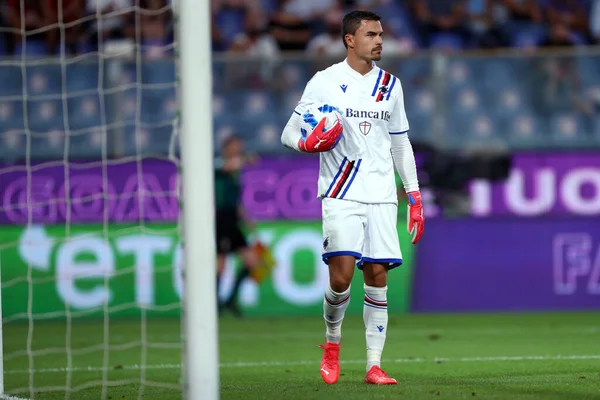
342, 58, 379, 80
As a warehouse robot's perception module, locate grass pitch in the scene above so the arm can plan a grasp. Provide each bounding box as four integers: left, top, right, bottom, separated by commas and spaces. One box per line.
3, 312, 600, 399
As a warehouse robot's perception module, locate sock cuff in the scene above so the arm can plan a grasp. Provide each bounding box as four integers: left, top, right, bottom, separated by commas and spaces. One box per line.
364, 284, 387, 302
325, 285, 351, 305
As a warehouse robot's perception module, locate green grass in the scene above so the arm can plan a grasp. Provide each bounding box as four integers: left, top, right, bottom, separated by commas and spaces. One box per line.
3, 312, 600, 399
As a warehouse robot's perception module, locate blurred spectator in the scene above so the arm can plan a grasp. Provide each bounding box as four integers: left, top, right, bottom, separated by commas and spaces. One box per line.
130, 0, 173, 58
6, 0, 52, 54
465, 0, 506, 47
410, 0, 469, 50
279, 0, 338, 23
540, 20, 577, 46
226, 12, 280, 88
229, 11, 279, 58
85, 0, 133, 44
306, 9, 345, 57
378, 21, 418, 55
269, 0, 317, 51
466, 0, 491, 46
545, 0, 590, 44
489, 0, 543, 47
491, 0, 542, 23
45, 0, 87, 54
212, 0, 261, 51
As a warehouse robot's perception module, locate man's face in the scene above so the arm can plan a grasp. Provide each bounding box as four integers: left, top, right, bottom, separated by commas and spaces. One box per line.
223, 139, 244, 159
347, 20, 383, 62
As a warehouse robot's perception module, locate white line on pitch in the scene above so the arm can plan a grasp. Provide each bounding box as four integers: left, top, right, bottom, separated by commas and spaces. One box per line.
4, 354, 600, 375
219, 327, 600, 340
220, 354, 600, 368
0, 395, 31, 400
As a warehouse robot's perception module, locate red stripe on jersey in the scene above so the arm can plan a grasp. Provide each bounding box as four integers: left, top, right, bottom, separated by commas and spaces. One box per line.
330, 161, 354, 198
375, 71, 390, 102
381, 71, 391, 86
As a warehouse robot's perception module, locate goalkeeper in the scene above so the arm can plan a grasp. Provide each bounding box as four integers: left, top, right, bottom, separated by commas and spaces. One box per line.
280, 10, 424, 386
214, 135, 259, 317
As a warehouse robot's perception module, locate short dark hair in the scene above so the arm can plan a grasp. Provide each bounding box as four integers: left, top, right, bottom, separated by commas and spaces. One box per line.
342, 10, 381, 49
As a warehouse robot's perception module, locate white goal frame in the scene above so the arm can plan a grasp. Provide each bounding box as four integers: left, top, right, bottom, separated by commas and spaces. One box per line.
179, 0, 220, 400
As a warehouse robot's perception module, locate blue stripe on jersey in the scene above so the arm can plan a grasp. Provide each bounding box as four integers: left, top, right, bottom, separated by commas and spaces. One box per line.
389, 130, 409, 135
386, 76, 397, 101
325, 157, 348, 197
371, 69, 383, 97
294, 110, 301, 115
339, 159, 362, 199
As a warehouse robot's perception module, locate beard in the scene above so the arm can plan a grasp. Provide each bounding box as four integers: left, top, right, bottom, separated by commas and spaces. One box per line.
371, 48, 382, 61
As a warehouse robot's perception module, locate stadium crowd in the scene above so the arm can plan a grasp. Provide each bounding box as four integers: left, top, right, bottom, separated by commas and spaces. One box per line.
1, 0, 600, 57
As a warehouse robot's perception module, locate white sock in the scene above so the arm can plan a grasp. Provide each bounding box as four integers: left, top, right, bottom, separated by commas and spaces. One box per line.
363, 284, 388, 371
323, 285, 351, 344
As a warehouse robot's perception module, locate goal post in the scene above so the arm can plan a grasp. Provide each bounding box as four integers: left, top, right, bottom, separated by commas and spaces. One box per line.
178, 0, 220, 399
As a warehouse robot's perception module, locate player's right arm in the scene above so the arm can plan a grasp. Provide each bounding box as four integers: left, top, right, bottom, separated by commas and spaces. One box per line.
280, 73, 343, 153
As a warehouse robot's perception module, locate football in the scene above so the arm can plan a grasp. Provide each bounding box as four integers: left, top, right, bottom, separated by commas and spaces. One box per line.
299, 104, 343, 138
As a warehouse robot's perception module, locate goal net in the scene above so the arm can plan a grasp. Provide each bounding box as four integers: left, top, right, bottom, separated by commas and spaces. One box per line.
0, 1, 191, 398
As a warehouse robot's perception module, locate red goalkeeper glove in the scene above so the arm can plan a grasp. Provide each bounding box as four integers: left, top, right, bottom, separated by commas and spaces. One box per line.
407, 191, 424, 244
298, 114, 343, 153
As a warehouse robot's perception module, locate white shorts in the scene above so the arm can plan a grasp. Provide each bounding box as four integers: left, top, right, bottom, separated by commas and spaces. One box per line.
321, 198, 403, 269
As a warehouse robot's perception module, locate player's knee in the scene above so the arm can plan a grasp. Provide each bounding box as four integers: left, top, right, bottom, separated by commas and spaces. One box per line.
329, 275, 352, 293
327, 257, 355, 292
368, 273, 387, 288
362, 264, 388, 287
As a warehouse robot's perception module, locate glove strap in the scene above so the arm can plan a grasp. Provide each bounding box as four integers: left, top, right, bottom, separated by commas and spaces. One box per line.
407, 191, 421, 205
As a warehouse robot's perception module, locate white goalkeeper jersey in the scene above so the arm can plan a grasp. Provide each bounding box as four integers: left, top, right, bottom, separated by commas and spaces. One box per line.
292, 59, 410, 205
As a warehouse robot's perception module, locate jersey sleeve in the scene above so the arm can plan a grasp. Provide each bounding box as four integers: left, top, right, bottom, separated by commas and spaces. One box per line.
388, 78, 410, 135
280, 72, 324, 151
294, 71, 324, 115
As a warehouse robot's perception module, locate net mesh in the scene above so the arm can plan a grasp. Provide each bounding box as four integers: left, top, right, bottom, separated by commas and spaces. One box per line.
0, 1, 184, 398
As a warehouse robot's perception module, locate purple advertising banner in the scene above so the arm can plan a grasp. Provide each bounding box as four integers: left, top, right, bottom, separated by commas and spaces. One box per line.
1, 152, 599, 224
241, 156, 320, 220
0, 157, 320, 224
469, 152, 600, 217
0, 160, 180, 224
411, 218, 600, 312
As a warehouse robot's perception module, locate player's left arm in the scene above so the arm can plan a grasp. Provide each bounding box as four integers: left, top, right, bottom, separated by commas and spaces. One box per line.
388, 79, 424, 245
280, 72, 343, 153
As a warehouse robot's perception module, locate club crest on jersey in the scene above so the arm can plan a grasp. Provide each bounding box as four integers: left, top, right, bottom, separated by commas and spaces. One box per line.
359, 121, 372, 136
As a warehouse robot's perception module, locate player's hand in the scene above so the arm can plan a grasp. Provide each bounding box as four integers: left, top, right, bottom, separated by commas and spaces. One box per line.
298, 115, 343, 153
407, 191, 424, 244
